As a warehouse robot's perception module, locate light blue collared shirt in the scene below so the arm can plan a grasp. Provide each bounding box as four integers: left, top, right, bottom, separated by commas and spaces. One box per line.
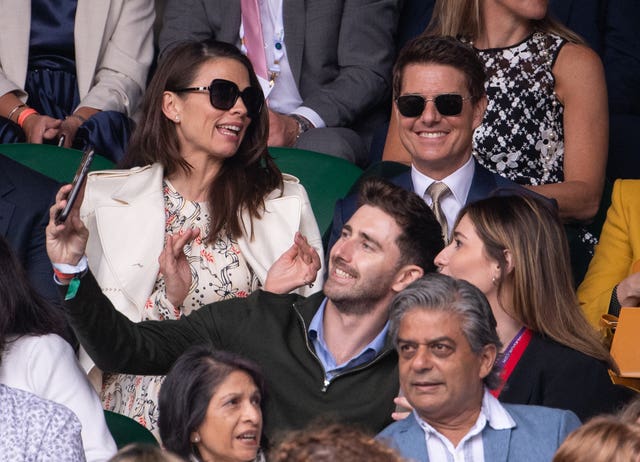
308, 298, 389, 381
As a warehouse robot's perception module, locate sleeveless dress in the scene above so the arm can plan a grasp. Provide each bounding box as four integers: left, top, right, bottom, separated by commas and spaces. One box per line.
101, 180, 260, 438
473, 32, 597, 251
0, 0, 131, 162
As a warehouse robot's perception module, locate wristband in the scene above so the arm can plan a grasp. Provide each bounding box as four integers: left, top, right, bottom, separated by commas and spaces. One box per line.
17, 108, 38, 128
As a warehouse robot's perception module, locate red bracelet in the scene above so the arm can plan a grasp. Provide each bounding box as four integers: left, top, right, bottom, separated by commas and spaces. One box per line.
53, 267, 75, 281
17, 108, 38, 128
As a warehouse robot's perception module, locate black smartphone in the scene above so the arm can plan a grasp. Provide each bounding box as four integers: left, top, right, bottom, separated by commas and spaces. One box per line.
54, 146, 95, 225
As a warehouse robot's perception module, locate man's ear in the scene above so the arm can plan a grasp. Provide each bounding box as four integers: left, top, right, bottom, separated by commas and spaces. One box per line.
391, 265, 424, 293
478, 343, 498, 381
472, 95, 488, 130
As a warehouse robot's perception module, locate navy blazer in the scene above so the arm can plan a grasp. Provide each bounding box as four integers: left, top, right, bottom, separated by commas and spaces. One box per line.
327, 159, 530, 253
377, 404, 580, 462
0, 154, 60, 305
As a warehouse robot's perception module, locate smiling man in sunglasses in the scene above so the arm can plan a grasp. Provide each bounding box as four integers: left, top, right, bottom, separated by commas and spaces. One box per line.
328, 36, 532, 251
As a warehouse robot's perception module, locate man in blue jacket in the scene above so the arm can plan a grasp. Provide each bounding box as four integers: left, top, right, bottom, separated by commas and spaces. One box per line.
377, 274, 580, 462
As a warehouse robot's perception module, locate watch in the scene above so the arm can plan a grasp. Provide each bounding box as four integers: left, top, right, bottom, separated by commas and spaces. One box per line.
290, 114, 313, 139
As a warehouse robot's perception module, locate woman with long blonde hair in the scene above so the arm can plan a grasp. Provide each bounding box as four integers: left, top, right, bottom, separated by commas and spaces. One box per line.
435, 194, 632, 420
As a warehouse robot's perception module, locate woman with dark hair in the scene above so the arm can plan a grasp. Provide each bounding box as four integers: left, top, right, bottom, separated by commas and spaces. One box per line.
0, 235, 116, 461
433, 194, 633, 420
75, 39, 323, 437
159, 346, 266, 462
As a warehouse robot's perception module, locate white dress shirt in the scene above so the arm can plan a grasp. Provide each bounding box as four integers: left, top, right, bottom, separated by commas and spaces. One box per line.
414, 389, 516, 462
240, 0, 325, 127
411, 156, 476, 239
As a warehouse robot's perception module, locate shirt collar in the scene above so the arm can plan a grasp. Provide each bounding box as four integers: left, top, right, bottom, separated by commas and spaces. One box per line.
411, 156, 475, 206
414, 388, 516, 437
308, 298, 390, 365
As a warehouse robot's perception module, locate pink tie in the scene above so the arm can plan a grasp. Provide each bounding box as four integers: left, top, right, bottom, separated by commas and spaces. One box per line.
241, 0, 268, 80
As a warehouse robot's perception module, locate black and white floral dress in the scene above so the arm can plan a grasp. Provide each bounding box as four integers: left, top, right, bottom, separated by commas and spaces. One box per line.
473, 32, 597, 248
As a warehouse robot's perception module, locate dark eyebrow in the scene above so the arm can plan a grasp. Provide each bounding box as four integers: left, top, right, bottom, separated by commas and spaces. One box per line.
396, 336, 456, 345
452, 230, 467, 240
359, 231, 382, 250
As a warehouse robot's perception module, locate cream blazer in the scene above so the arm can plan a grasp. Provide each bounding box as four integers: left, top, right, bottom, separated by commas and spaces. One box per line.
79, 163, 324, 377
0, 0, 154, 115
81, 163, 325, 320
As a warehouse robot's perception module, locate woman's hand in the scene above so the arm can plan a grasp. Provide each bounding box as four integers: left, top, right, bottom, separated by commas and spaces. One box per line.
46, 184, 89, 265
159, 228, 201, 308
264, 232, 321, 294
391, 395, 413, 421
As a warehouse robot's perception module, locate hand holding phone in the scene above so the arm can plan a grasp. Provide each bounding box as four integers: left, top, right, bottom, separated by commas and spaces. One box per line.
54, 146, 95, 225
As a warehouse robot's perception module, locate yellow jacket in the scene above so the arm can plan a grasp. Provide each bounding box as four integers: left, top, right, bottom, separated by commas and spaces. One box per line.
578, 180, 640, 327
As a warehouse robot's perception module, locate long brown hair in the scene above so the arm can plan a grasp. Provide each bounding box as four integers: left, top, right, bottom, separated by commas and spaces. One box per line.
425, 0, 585, 44
122, 40, 282, 242
458, 194, 616, 371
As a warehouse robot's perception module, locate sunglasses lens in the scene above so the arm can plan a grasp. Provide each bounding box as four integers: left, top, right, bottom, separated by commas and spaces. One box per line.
434, 94, 464, 116
209, 79, 239, 110
396, 95, 426, 117
240, 87, 264, 117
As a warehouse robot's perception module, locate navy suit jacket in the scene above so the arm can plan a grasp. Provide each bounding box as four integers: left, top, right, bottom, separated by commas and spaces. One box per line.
327, 159, 531, 253
377, 404, 580, 462
0, 154, 61, 306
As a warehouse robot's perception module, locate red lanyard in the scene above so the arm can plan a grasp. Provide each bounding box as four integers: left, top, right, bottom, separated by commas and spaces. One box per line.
490, 327, 533, 397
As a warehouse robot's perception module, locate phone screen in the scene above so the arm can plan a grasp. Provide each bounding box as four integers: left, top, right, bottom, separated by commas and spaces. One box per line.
54, 147, 95, 225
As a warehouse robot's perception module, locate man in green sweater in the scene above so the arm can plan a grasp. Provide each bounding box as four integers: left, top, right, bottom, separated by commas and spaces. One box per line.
46, 178, 444, 437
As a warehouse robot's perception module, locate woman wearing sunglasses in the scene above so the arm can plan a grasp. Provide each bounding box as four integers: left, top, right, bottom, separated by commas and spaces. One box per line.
382, 0, 607, 238
75, 39, 324, 438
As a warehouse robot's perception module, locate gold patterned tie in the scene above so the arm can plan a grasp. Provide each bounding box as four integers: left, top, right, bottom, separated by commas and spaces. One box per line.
426, 181, 451, 244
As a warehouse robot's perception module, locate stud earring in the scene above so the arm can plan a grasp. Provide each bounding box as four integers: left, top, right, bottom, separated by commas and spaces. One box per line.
175, 115, 180, 122
192, 434, 201, 443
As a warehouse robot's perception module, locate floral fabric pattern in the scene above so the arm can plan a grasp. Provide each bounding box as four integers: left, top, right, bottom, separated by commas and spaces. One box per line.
0, 384, 86, 461
102, 180, 258, 437
473, 32, 565, 186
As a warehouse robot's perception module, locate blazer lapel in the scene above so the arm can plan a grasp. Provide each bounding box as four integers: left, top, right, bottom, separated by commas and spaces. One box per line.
75, 0, 110, 99
482, 425, 512, 462
394, 416, 430, 462
466, 159, 499, 205
283, 0, 305, 85
0, 0, 31, 89
92, 165, 165, 308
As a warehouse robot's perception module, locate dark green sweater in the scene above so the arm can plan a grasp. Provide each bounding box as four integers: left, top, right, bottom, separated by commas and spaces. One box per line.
65, 272, 399, 438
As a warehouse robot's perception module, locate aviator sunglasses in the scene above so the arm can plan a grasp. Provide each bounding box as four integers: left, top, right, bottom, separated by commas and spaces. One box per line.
395, 93, 472, 117
172, 79, 263, 117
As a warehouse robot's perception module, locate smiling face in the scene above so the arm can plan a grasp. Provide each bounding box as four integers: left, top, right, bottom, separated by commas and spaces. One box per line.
434, 214, 501, 299
397, 308, 494, 426
323, 205, 405, 314
167, 57, 253, 163
396, 63, 486, 180
192, 370, 263, 462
